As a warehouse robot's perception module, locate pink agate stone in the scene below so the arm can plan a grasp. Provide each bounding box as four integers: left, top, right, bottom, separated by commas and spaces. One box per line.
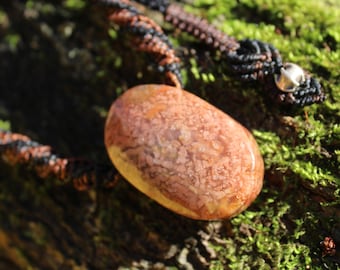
105, 84, 264, 220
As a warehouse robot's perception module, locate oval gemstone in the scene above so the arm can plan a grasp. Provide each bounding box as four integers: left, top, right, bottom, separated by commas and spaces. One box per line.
105, 84, 264, 220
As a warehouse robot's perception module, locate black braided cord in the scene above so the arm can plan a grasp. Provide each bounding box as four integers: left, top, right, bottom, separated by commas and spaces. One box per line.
225, 39, 325, 106
0, 0, 326, 191
0, 130, 118, 190
99, 0, 139, 12
98, 0, 182, 87
131, 0, 326, 107
0, 0, 181, 191
265, 75, 325, 106
132, 0, 170, 13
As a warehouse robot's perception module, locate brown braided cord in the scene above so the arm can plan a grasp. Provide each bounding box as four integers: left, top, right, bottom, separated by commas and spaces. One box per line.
127, 0, 325, 107
164, 4, 283, 77
105, 0, 183, 88
101, 0, 325, 107
165, 3, 325, 106
0, 130, 118, 191
1, 0, 183, 190
165, 4, 240, 53
1, 0, 326, 191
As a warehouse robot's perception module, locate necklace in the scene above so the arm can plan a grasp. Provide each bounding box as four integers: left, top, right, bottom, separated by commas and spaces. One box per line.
0, 0, 325, 220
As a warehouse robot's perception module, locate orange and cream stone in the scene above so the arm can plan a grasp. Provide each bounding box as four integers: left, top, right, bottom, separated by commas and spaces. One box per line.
105, 84, 264, 220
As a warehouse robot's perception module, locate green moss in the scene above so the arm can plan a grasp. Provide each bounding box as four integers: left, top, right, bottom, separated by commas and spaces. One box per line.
209, 190, 326, 269
4, 34, 21, 52
0, 120, 10, 131
63, 0, 85, 10
189, 0, 339, 269
0, 0, 338, 269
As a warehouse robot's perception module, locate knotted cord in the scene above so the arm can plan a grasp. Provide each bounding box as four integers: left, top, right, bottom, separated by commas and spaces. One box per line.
131, 0, 326, 106
0, 130, 118, 190
0, 0, 326, 189
101, 0, 182, 88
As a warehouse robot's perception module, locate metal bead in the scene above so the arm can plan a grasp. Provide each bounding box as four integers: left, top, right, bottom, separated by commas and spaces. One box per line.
275, 63, 305, 92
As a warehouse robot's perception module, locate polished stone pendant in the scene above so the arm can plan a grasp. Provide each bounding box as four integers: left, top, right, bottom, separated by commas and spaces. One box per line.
105, 84, 264, 220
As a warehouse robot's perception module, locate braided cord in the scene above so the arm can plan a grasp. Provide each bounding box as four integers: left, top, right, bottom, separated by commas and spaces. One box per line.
1, 0, 181, 192
99, 0, 182, 88
131, 0, 170, 13
132, 0, 325, 107
1, 0, 326, 191
0, 130, 118, 190
165, 4, 240, 53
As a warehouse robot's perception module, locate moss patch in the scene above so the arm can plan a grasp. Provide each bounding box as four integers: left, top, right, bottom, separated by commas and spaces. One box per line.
0, 0, 339, 269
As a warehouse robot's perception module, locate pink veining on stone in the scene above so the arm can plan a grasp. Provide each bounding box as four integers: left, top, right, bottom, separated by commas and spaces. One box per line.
105, 84, 264, 220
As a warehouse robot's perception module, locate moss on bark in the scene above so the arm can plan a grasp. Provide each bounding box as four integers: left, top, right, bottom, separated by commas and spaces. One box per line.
0, 0, 339, 269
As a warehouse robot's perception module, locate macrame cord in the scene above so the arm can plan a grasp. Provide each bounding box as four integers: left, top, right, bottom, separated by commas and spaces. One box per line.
0, 0, 326, 191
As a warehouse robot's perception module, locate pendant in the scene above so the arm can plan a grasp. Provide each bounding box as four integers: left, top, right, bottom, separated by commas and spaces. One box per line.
105, 84, 264, 220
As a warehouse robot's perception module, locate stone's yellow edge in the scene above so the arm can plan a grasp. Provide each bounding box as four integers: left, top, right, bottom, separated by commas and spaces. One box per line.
206, 197, 244, 219
107, 144, 200, 219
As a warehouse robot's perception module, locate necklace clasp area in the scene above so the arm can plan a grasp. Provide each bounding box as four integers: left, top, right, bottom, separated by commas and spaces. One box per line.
275, 62, 305, 93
